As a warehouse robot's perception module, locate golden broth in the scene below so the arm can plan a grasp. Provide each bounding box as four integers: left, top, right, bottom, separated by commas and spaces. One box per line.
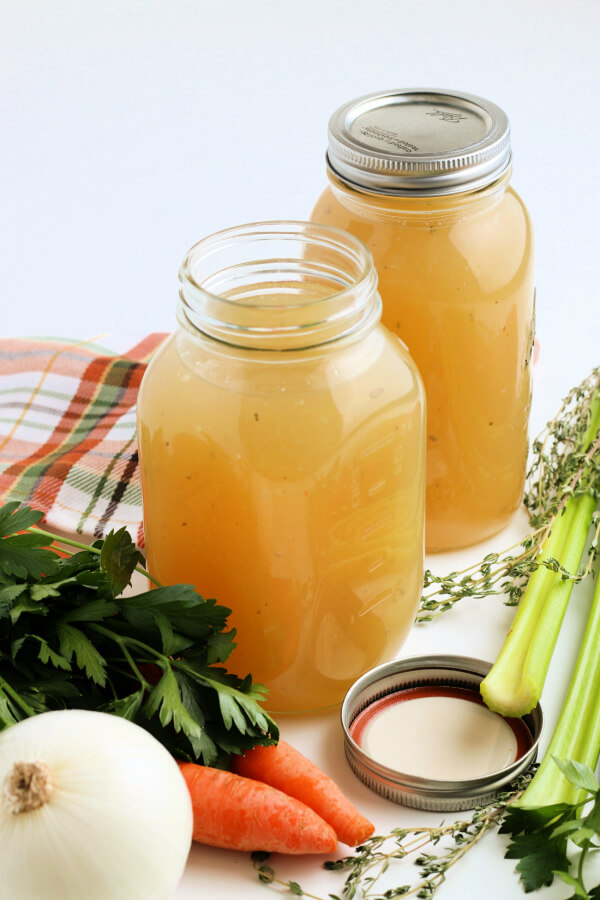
311, 177, 535, 551
138, 303, 425, 713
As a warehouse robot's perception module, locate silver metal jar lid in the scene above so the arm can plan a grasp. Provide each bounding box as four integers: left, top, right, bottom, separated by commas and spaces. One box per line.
341, 655, 542, 812
327, 89, 511, 196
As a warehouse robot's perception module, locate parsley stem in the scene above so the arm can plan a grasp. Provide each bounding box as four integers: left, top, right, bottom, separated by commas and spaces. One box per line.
138, 568, 162, 588
86, 624, 157, 690
105, 674, 118, 701
27, 528, 94, 555
0, 674, 35, 718
118, 644, 153, 692
27, 526, 162, 588
577, 839, 587, 887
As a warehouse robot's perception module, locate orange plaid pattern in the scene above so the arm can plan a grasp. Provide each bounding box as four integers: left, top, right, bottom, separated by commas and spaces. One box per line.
0, 335, 167, 544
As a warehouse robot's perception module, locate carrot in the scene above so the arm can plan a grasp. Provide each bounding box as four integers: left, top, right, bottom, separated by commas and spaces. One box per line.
178, 762, 337, 855
230, 739, 374, 847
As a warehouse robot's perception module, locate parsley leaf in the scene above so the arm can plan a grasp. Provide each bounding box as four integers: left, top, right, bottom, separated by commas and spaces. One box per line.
0, 502, 44, 534
0, 502, 278, 766
144, 665, 216, 762
55, 623, 107, 686
0, 502, 59, 582
504, 823, 570, 891
99, 527, 145, 596
503, 761, 600, 896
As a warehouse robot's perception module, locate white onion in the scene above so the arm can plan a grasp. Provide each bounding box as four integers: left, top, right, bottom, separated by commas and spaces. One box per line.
0, 709, 193, 900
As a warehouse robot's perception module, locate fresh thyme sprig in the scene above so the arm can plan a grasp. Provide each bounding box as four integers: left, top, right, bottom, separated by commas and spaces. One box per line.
252, 771, 534, 899
418, 366, 600, 622
253, 763, 600, 899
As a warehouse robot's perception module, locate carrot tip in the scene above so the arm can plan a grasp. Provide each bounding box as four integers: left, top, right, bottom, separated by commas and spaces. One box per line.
231, 739, 375, 847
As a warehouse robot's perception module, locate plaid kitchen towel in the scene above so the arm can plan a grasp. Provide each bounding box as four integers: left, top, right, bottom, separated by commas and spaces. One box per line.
0, 335, 167, 546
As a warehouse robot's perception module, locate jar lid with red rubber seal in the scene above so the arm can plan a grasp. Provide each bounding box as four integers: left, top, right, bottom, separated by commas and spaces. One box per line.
341, 655, 542, 812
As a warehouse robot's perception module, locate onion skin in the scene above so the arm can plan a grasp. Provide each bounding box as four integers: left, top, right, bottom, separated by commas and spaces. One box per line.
0, 709, 193, 900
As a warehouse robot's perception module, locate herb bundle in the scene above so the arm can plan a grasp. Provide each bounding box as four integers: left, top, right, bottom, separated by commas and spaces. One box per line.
0, 501, 278, 767
253, 771, 535, 899
253, 763, 600, 899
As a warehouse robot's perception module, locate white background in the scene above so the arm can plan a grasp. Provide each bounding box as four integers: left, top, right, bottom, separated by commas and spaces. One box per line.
2, 2, 600, 898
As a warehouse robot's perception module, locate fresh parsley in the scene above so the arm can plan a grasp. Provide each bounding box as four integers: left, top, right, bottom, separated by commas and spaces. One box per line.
0, 501, 278, 767
502, 759, 600, 897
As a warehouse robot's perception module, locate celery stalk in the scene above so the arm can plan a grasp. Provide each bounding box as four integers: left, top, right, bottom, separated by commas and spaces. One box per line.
480, 492, 596, 716
516, 564, 600, 808
481, 397, 600, 717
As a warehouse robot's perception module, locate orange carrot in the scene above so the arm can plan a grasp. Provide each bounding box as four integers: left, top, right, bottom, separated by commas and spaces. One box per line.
178, 762, 337, 855
230, 739, 374, 847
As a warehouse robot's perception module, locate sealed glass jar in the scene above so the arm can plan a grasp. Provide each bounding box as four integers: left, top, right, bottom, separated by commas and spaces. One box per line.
137, 222, 426, 714
311, 89, 535, 552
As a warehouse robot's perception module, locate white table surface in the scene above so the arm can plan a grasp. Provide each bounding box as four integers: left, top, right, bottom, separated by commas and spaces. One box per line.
2, 1, 599, 897
174, 512, 600, 900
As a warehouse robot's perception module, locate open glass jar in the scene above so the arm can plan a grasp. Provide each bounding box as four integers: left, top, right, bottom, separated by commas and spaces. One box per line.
311, 89, 535, 551
137, 222, 426, 713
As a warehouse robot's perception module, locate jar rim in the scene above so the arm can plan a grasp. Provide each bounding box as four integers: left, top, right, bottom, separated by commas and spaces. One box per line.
177, 221, 381, 351
179, 220, 375, 305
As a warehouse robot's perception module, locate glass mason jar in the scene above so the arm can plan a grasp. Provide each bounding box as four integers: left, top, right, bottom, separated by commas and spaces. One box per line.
137, 222, 426, 714
310, 89, 535, 552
